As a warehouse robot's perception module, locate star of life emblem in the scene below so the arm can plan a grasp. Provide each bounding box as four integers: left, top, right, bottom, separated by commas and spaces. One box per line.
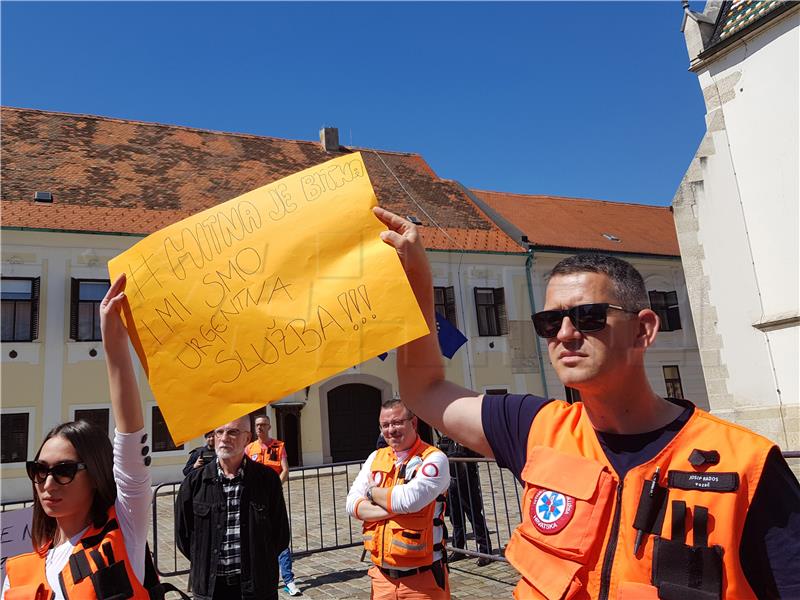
530, 489, 575, 534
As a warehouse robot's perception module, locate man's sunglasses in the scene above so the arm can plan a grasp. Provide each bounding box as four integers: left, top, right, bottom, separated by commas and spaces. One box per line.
26, 461, 87, 485
532, 303, 639, 338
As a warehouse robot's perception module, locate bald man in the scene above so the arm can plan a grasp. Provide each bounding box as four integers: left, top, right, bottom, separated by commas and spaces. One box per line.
176, 416, 290, 600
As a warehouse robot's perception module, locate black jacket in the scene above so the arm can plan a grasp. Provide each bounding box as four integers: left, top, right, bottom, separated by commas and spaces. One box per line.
175, 457, 290, 600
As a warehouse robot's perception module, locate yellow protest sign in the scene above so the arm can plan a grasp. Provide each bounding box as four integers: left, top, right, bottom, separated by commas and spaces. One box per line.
108, 153, 428, 444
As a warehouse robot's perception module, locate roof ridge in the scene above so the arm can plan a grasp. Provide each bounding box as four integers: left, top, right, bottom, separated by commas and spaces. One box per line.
470, 187, 670, 210
0, 105, 422, 159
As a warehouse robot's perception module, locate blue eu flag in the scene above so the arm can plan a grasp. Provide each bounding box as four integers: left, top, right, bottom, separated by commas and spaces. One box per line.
435, 311, 468, 359
377, 312, 467, 361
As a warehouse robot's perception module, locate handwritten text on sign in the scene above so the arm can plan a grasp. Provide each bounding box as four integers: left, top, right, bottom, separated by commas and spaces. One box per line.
0, 507, 33, 579
108, 153, 428, 444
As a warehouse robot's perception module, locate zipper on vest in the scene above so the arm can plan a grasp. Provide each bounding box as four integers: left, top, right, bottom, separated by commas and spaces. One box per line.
598, 481, 623, 600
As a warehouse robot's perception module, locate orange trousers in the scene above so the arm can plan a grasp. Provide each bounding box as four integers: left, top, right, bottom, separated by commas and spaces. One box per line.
368, 565, 451, 600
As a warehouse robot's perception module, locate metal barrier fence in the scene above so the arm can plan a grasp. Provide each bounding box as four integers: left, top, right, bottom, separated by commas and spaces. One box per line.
149, 457, 523, 577
4, 451, 799, 578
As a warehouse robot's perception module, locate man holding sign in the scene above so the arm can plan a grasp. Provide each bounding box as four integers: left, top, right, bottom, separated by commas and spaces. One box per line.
373, 206, 800, 599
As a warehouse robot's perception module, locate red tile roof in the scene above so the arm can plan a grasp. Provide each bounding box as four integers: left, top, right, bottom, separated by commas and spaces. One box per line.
472, 189, 679, 257
1, 107, 521, 254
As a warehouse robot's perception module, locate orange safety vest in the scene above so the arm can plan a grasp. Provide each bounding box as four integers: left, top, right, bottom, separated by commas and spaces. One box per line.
505, 400, 775, 600
4, 506, 151, 600
362, 438, 447, 569
245, 438, 285, 475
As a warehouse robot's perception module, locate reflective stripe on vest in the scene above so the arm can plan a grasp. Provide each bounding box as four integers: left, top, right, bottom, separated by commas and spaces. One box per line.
362, 438, 446, 569
5, 506, 152, 600
504, 400, 774, 600
246, 439, 285, 475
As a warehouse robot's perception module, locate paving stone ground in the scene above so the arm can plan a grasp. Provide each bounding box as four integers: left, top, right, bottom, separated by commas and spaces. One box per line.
152, 460, 523, 598
160, 546, 519, 599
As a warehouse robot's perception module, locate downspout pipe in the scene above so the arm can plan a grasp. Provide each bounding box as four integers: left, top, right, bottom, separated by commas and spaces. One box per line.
526, 246, 550, 399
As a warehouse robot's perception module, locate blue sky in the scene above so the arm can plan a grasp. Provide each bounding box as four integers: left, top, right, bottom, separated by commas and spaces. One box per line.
2, 1, 707, 205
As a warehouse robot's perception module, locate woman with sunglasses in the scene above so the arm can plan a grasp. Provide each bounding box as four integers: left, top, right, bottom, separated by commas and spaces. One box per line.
3, 274, 157, 599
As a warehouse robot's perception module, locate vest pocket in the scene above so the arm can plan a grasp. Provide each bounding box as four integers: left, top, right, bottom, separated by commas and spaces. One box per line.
363, 521, 379, 554
518, 446, 615, 560
389, 526, 431, 561
507, 529, 583, 599
89, 559, 134, 599
617, 582, 659, 599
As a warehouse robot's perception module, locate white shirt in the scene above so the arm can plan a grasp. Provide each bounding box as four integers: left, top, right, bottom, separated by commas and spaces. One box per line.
2, 429, 153, 599
346, 443, 450, 567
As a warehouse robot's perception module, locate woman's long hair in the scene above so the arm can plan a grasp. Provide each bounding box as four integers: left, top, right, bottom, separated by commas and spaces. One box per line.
30, 420, 117, 551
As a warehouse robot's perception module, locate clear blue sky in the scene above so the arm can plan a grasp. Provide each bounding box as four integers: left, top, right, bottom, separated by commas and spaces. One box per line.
2, 1, 707, 205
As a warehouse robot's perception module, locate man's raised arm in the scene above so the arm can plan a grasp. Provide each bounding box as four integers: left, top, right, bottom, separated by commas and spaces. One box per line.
373, 207, 492, 458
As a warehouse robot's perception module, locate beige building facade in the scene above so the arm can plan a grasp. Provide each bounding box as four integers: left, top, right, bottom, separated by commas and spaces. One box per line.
1, 107, 708, 502
675, 1, 799, 449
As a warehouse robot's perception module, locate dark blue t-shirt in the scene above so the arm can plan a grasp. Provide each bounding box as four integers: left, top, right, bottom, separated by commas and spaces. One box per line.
481, 393, 800, 599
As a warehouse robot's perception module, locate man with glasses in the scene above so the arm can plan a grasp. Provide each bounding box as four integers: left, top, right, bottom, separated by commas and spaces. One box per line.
373, 207, 800, 600
176, 416, 290, 600
346, 399, 451, 599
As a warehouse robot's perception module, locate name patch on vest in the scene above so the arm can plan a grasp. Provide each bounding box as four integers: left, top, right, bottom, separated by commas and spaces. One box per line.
668, 470, 739, 492
530, 489, 575, 534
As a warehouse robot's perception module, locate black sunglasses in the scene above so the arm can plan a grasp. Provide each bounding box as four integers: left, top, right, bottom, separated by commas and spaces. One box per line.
532, 303, 639, 338
26, 461, 87, 485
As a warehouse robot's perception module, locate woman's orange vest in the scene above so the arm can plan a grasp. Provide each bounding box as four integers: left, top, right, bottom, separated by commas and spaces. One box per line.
362, 438, 446, 569
245, 439, 285, 475
4, 506, 151, 600
505, 400, 775, 600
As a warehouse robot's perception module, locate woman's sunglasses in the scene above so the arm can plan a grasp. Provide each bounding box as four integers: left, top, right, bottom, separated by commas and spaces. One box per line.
533, 303, 639, 338
26, 461, 87, 485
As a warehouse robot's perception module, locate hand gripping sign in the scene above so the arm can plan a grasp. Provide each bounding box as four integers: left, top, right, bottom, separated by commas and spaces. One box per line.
108, 153, 428, 445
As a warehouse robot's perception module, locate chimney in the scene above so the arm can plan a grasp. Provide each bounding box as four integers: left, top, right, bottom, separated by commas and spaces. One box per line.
320, 127, 339, 153
681, 0, 722, 65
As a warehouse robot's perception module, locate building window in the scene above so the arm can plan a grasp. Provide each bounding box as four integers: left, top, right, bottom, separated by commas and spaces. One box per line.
152, 406, 183, 452
663, 366, 684, 399
474, 287, 508, 336
74, 408, 110, 437
649, 290, 682, 332
1, 277, 40, 342
1, 412, 29, 463
565, 387, 581, 404
70, 279, 110, 341
434, 286, 458, 327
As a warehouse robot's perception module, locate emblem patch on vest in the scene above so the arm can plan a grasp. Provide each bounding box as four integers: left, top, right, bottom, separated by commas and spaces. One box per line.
531, 489, 575, 534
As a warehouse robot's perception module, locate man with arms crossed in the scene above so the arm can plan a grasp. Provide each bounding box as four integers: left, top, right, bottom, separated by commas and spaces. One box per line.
373, 207, 799, 600
245, 414, 302, 597
176, 416, 290, 600
347, 399, 451, 599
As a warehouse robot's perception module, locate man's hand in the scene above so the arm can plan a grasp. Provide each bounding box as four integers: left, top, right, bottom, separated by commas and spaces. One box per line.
373, 207, 434, 307
368, 485, 391, 511
357, 492, 394, 522
193, 457, 205, 469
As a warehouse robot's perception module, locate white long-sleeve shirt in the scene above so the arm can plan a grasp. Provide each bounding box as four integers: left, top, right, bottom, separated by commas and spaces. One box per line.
346, 445, 450, 567
2, 428, 153, 599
